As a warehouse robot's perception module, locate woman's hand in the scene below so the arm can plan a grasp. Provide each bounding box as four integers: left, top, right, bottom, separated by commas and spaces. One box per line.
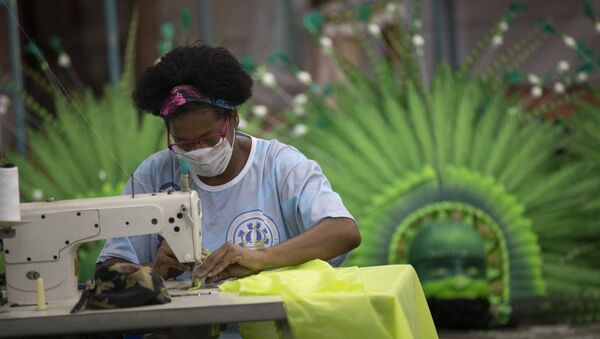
195, 242, 266, 283
153, 241, 191, 280
195, 217, 360, 283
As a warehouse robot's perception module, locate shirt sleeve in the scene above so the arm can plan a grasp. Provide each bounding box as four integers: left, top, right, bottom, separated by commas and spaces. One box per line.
277, 147, 355, 266
96, 236, 141, 264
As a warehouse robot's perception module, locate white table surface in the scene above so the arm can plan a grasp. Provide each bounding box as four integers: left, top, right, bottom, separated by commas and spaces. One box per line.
0, 281, 286, 337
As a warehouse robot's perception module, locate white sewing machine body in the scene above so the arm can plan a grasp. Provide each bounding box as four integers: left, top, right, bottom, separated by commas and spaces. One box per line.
2, 191, 202, 305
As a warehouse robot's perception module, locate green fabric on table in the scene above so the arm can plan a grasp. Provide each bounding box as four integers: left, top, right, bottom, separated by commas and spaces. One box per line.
219, 260, 438, 339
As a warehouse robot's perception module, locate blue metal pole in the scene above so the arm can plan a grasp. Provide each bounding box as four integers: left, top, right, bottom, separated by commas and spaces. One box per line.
432, 0, 445, 66
198, 0, 213, 45
104, 0, 120, 85
446, 0, 458, 69
275, 0, 294, 63
5, 0, 26, 155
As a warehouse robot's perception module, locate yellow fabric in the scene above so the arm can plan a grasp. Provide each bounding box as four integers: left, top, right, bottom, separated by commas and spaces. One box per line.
219, 260, 438, 339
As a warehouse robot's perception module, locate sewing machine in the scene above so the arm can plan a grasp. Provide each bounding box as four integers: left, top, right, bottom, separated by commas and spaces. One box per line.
0, 191, 203, 305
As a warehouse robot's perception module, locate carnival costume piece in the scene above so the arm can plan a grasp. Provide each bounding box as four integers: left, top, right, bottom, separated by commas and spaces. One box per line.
286, 3, 600, 327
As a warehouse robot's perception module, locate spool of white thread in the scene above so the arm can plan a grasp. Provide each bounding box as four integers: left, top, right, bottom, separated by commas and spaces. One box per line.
36, 278, 47, 311
0, 164, 21, 222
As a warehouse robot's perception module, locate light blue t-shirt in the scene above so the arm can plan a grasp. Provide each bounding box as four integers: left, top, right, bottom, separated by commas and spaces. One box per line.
97, 133, 354, 268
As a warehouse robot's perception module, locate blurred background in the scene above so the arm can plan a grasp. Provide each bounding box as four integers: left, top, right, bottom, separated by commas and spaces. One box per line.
1, 0, 600, 337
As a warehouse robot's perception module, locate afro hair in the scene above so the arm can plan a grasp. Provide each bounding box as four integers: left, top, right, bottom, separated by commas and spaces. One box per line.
133, 44, 253, 117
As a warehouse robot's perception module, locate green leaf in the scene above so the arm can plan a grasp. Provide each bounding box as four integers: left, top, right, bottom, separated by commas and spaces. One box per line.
266, 50, 292, 68
308, 84, 322, 95
238, 56, 257, 74
321, 84, 334, 97
504, 69, 525, 84
49, 36, 63, 54
508, 1, 528, 13
157, 22, 175, 56
180, 8, 192, 29
157, 41, 172, 56
303, 11, 324, 36
577, 63, 594, 73
584, 0, 596, 21
536, 18, 557, 35
356, 3, 372, 23
576, 40, 595, 64
159, 22, 175, 39
505, 1, 528, 23
25, 42, 45, 63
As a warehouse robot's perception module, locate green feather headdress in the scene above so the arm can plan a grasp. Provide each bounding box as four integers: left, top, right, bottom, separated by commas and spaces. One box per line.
273, 2, 600, 325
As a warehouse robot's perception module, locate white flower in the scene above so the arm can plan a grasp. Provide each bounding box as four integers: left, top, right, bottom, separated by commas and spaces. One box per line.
413, 19, 423, 30
596, 21, 600, 33
319, 36, 334, 56
261, 72, 277, 88
58, 53, 71, 68
576, 72, 588, 82
32, 189, 44, 201
293, 124, 308, 136
293, 93, 308, 106
531, 86, 543, 98
0, 95, 9, 116
491, 35, 503, 48
557, 60, 570, 73
293, 105, 306, 116
508, 106, 519, 116
527, 74, 541, 85
296, 71, 312, 85
292, 93, 309, 116
368, 23, 382, 37
320, 36, 333, 49
412, 34, 425, 48
499, 21, 509, 32
563, 35, 576, 49
251, 105, 268, 118
98, 170, 107, 181
0, 95, 10, 107
238, 117, 248, 129
386, 3, 397, 14
553, 82, 565, 94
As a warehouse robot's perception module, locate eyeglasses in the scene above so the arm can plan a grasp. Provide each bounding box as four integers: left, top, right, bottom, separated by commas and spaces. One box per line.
167, 117, 230, 153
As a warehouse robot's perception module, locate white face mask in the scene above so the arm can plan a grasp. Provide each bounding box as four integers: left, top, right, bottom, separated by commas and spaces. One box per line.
177, 135, 235, 177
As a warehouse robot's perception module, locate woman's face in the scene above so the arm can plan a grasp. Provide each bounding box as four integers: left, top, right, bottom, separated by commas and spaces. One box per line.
168, 109, 236, 151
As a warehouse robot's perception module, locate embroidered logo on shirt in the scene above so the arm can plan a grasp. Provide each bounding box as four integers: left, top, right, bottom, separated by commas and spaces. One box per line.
226, 211, 280, 250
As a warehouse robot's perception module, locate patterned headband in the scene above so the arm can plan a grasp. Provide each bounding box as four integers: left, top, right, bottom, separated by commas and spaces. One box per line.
159, 85, 237, 118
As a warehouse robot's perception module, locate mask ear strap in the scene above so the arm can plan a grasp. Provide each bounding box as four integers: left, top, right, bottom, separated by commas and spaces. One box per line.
230, 127, 236, 148
223, 111, 235, 148
230, 109, 240, 130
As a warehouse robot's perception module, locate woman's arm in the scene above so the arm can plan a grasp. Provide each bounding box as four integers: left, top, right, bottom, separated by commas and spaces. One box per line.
196, 217, 360, 283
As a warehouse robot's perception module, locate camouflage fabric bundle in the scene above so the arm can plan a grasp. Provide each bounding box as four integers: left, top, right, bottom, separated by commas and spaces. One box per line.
70, 259, 171, 313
